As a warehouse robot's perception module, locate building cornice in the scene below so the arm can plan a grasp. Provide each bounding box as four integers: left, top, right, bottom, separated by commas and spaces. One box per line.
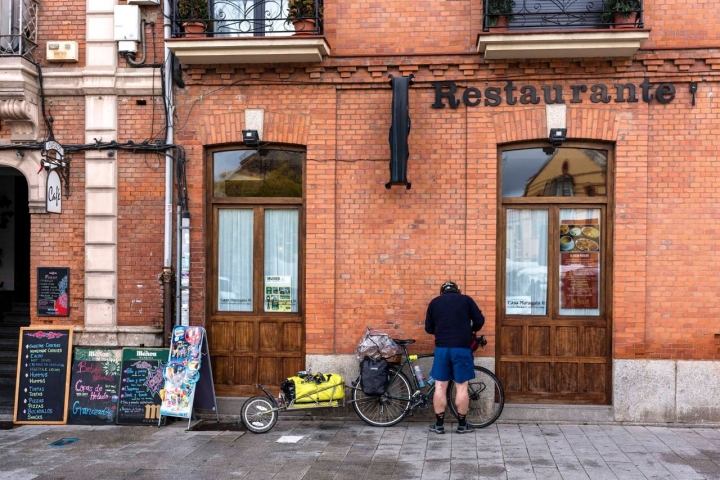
41, 68, 162, 96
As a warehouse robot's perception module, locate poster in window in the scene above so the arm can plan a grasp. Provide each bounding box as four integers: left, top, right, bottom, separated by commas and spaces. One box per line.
264, 275, 291, 312
560, 219, 600, 310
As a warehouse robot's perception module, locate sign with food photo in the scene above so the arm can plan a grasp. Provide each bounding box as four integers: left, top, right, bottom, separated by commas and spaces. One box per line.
560, 220, 600, 310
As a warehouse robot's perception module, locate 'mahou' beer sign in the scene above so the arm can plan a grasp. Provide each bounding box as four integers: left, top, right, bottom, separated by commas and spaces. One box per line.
44, 141, 64, 214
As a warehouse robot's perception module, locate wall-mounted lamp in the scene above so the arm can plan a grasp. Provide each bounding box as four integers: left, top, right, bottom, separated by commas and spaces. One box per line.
242, 129, 260, 148
549, 128, 567, 147
690, 81, 697, 107
16, 150, 25, 159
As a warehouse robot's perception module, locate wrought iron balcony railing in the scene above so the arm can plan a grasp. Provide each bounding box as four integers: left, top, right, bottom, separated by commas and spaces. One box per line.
0, 0, 38, 60
482, 0, 644, 32
171, 0, 324, 38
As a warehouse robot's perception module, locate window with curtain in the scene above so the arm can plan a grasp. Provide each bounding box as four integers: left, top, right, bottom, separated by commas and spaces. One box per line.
212, 147, 304, 315
217, 209, 254, 312
264, 209, 299, 312
505, 209, 548, 316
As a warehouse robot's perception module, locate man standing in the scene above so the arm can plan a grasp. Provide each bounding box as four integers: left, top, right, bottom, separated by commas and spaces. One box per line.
425, 281, 485, 434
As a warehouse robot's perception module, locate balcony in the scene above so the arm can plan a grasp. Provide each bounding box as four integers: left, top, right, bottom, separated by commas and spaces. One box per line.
166, 0, 330, 65
0, 0, 38, 61
477, 0, 650, 60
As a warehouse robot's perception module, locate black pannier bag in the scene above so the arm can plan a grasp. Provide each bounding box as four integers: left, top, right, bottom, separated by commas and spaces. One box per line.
360, 357, 389, 396
281, 377, 296, 401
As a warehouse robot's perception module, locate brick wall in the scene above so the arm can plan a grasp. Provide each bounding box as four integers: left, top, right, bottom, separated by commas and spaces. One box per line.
29, 96, 86, 326
116, 96, 167, 327
177, 54, 720, 362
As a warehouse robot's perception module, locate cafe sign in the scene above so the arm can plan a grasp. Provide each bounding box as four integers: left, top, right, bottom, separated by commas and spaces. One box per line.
46, 170, 61, 213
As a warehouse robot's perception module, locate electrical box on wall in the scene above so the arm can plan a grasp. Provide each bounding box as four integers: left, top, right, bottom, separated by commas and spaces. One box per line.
127, 0, 160, 5
46, 41, 79, 62
114, 5, 140, 41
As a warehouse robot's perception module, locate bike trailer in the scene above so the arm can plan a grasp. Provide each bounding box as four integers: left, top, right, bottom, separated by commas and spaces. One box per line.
281, 373, 345, 403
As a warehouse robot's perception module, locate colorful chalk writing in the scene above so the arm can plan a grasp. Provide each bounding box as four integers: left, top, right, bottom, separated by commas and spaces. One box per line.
117, 348, 168, 425
68, 348, 122, 425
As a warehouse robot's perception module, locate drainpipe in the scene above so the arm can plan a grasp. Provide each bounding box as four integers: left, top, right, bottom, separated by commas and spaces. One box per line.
162, 0, 175, 347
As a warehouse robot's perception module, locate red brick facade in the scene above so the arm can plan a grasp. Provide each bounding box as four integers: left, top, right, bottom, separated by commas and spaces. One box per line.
3, 0, 718, 397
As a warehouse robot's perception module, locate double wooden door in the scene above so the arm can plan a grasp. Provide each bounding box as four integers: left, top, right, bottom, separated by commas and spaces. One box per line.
497, 204, 611, 404
208, 205, 304, 396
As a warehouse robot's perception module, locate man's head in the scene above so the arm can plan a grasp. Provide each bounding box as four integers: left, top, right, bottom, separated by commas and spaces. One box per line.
439, 281, 460, 295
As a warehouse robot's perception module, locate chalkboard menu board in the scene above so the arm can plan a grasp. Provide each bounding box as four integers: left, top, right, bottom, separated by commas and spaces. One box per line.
117, 348, 168, 425
67, 348, 122, 425
37, 267, 70, 316
14, 327, 73, 424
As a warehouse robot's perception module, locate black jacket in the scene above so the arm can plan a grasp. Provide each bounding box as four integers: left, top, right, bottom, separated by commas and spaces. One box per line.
425, 292, 485, 348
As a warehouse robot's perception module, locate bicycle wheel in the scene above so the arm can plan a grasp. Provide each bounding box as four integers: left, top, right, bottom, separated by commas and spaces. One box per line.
449, 366, 504, 428
352, 367, 412, 427
241, 396, 278, 433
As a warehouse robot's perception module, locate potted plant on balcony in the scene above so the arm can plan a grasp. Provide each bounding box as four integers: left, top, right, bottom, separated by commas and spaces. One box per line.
602, 0, 641, 29
287, 0, 322, 36
487, 0, 515, 31
177, 0, 209, 38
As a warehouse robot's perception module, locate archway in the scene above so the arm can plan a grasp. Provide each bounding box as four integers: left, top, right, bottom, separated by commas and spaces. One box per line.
0, 165, 32, 401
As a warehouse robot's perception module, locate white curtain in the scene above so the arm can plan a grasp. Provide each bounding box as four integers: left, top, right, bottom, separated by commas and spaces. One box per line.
264, 209, 299, 312
559, 208, 601, 316
218, 209, 254, 311
505, 209, 548, 315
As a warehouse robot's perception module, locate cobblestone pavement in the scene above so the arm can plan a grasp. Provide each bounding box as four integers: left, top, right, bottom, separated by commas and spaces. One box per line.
1, 419, 719, 479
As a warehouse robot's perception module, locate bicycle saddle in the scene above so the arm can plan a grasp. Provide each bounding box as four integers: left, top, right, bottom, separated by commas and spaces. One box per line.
392, 339, 415, 346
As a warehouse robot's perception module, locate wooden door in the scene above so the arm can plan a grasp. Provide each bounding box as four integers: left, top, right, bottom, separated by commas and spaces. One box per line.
207, 147, 305, 396
496, 145, 613, 405
208, 205, 304, 396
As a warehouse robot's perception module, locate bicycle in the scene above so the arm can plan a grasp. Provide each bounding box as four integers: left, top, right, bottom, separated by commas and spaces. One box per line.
351, 336, 504, 428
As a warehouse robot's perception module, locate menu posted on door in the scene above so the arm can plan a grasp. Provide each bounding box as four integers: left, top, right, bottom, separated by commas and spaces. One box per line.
559, 220, 601, 310
14, 327, 73, 424
37, 267, 70, 316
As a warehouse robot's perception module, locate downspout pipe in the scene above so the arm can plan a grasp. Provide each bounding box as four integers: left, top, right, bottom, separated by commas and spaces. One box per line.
163, 0, 175, 347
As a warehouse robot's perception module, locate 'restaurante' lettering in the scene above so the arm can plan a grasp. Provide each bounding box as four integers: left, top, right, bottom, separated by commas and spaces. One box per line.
432, 78, 675, 108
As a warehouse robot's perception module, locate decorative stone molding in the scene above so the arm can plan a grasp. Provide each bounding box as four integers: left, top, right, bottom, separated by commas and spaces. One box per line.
0, 57, 40, 141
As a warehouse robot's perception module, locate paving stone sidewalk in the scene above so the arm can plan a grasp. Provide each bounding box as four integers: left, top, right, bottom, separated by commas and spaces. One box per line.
1, 419, 719, 479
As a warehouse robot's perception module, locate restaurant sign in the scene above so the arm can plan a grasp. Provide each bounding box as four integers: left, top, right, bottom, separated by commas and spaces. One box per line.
432, 78, 677, 108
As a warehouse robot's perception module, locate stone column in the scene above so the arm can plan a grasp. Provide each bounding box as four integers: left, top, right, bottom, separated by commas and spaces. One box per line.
84, 0, 118, 327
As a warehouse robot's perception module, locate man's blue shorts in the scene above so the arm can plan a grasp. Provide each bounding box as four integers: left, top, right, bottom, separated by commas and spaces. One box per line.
429, 347, 476, 384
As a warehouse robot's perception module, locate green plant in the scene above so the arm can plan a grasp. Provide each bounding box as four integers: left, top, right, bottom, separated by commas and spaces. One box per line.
602, 0, 641, 23
487, 0, 515, 26
287, 0, 323, 21
177, 0, 209, 23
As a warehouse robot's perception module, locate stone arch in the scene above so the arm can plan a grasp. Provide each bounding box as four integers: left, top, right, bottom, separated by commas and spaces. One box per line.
200, 111, 310, 146
0, 150, 45, 213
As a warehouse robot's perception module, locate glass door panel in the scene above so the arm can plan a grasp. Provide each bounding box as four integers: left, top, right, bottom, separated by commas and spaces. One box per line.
559, 208, 601, 316
264, 209, 299, 312
217, 209, 254, 311
505, 209, 548, 316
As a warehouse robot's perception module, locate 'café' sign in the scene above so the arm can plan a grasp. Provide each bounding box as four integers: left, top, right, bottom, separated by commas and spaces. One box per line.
47, 170, 61, 213
45, 170, 62, 213
432, 78, 677, 108
44, 140, 64, 213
